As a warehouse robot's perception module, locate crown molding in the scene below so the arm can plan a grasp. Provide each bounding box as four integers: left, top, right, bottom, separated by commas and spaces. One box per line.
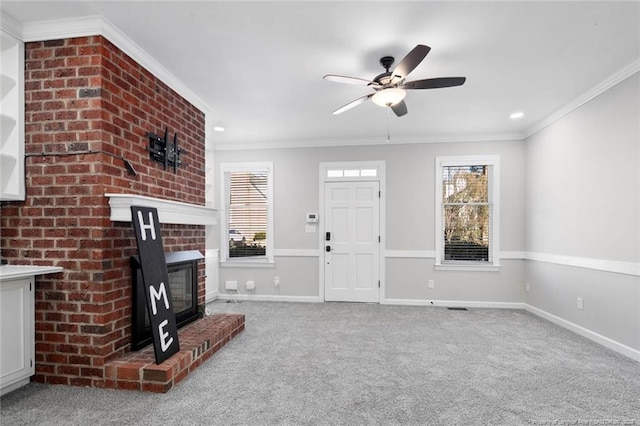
525, 58, 640, 138
213, 132, 525, 151
1, 11, 23, 39
20, 15, 211, 117
21, 15, 103, 41
13, 13, 638, 150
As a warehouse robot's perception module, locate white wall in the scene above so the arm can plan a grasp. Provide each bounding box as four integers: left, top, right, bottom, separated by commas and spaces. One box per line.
215, 139, 526, 304
212, 72, 639, 360
525, 72, 640, 354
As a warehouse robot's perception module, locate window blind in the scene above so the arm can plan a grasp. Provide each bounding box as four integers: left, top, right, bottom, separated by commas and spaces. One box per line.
227, 171, 268, 258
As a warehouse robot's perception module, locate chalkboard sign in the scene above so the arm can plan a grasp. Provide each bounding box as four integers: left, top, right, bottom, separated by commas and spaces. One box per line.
131, 206, 180, 364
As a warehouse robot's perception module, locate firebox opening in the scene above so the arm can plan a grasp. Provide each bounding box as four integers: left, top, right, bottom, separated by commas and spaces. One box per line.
130, 250, 204, 351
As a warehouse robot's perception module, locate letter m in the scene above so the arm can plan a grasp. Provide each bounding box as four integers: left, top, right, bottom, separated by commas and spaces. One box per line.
149, 282, 170, 315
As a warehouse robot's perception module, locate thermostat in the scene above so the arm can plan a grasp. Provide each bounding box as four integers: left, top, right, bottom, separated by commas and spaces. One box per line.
306, 212, 318, 223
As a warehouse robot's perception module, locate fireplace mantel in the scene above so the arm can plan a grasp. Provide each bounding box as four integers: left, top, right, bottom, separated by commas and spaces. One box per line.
105, 193, 217, 225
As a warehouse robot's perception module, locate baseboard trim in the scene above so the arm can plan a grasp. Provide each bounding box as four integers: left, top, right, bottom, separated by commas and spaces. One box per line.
381, 298, 524, 309
216, 293, 322, 303
0, 377, 30, 397
524, 304, 640, 362
205, 290, 218, 303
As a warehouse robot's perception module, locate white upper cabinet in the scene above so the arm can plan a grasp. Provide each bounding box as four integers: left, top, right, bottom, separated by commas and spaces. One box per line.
0, 28, 25, 201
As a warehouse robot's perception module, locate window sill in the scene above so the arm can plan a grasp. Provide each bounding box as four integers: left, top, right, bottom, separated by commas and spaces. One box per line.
221, 260, 275, 268
435, 263, 500, 272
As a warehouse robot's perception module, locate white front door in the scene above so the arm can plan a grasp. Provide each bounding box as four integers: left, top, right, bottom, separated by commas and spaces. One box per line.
324, 181, 380, 303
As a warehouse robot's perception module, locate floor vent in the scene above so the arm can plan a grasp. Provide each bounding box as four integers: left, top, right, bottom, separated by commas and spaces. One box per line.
447, 307, 468, 311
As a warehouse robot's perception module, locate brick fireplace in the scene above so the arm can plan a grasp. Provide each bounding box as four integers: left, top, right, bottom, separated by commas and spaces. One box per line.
0, 35, 241, 391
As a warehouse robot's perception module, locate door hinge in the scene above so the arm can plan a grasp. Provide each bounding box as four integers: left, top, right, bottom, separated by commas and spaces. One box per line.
378, 236, 381, 243
30, 281, 32, 291
378, 190, 381, 198
30, 359, 33, 368
378, 280, 380, 288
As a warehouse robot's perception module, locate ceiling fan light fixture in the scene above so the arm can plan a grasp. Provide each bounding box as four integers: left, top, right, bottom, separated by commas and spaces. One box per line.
372, 88, 406, 107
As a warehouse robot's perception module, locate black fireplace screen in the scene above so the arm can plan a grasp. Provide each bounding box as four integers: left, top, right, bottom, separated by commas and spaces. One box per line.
130, 250, 204, 351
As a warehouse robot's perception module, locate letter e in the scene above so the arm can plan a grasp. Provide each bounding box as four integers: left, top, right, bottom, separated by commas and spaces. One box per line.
158, 319, 174, 352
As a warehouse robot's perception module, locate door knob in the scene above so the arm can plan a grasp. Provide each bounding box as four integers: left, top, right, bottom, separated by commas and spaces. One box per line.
325, 245, 331, 252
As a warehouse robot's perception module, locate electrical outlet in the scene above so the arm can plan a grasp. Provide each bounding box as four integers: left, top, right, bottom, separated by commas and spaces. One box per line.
274, 276, 280, 287
428, 280, 435, 289
525, 283, 530, 293
577, 297, 583, 310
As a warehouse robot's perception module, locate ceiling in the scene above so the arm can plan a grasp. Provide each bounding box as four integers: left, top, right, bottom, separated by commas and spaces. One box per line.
2, 1, 639, 149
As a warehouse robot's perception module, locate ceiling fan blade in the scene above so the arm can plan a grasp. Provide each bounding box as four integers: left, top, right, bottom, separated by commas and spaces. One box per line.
390, 100, 408, 117
400, 77, 466, 90
332, 93, 374, 115
391, 44, 431, 80
323, 74, 376, 86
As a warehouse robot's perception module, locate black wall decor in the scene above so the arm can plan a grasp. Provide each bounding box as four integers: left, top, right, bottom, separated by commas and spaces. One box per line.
147, 128, 185, 173
130, 206, 181, 364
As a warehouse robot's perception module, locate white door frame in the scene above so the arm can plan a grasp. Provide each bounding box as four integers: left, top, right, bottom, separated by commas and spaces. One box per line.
318, 161, 386, 302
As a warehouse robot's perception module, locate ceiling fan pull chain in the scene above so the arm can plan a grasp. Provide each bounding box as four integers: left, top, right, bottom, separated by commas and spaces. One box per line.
386, 107, 391, 143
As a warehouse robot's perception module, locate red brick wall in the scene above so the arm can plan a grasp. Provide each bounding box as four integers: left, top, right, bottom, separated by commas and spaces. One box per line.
0, 36, 207, 387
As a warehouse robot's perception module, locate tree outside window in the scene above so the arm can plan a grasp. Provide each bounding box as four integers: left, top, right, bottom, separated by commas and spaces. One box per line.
442, 165, 490, 261
435, 155, 499, 269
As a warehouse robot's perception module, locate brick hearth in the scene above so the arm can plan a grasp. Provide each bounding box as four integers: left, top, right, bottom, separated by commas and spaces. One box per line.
104, 314, 244, 393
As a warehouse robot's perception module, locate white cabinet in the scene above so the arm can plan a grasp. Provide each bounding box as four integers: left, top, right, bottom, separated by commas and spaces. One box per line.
0, 28, 25, 201
0, 265, 62, 395
0, 277, 34, 395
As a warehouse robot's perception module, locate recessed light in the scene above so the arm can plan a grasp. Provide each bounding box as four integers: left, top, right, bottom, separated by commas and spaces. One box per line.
510, 112, 524, 120
213, 126, 225, 132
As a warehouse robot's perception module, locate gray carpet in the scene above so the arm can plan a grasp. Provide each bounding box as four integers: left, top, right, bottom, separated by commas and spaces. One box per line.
1, 301, 639, 425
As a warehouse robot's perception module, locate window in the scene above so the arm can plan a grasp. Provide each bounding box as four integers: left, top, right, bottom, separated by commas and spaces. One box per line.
435, 156, 500, 270
220, 162, 273, 265
326, 168, 378, 179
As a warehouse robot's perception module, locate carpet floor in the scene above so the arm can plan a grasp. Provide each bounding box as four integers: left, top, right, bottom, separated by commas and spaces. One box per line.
1, 301, 639, 425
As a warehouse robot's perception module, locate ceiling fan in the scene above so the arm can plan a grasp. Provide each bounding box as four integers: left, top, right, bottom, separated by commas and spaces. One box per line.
323, 44, 466, 117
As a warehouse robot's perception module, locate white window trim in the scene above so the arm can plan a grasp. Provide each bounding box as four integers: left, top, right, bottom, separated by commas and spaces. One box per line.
220, 162, 274, 267
434, 155, 500, 271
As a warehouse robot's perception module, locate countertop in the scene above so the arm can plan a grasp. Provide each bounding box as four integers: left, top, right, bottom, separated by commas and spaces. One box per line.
0, 265, 63, 281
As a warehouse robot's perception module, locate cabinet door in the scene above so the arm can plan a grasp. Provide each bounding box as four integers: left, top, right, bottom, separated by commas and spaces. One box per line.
0, 29, 26, 200
0, 277, 34, 392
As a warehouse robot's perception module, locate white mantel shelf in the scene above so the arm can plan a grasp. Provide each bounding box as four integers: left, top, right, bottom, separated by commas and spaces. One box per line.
105, 193, 218, 226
